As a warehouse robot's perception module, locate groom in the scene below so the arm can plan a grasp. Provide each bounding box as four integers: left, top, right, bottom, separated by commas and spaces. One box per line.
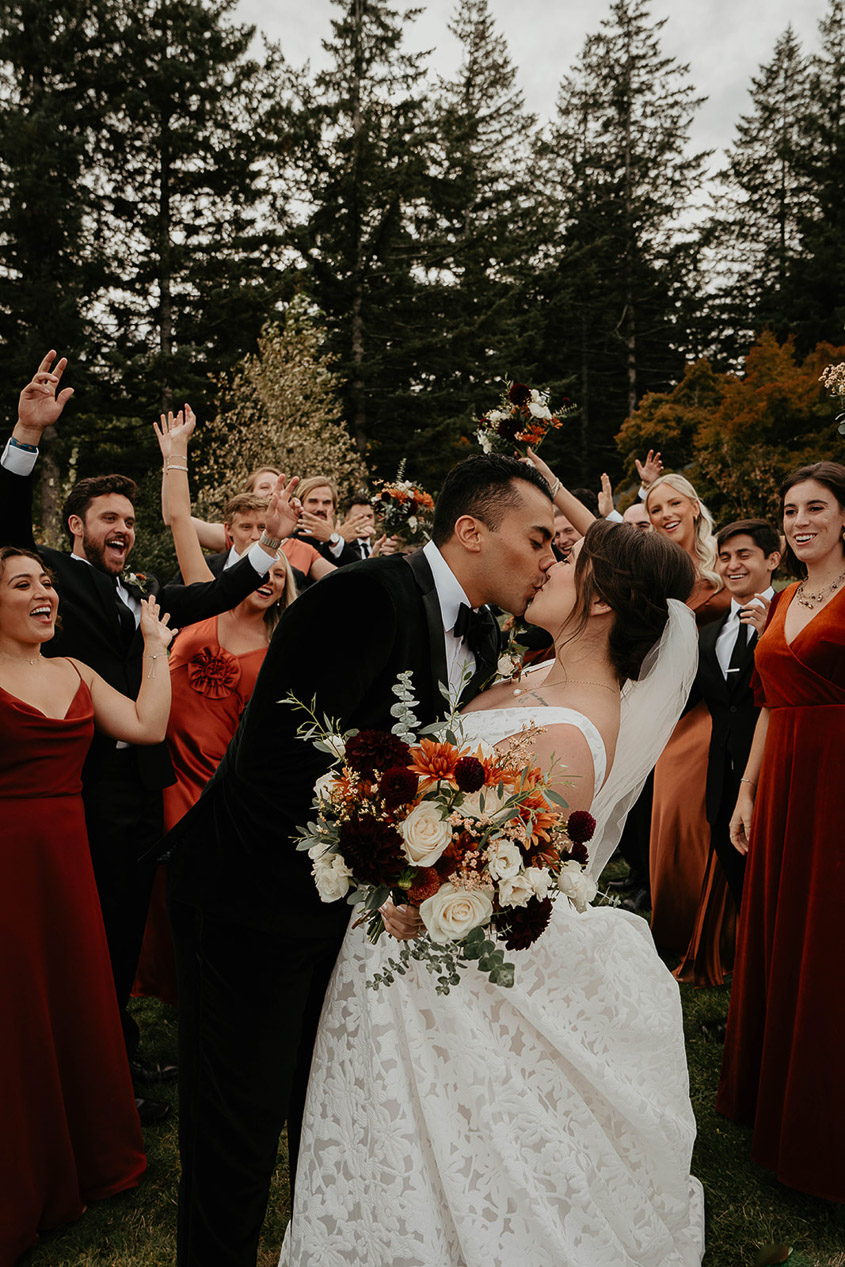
167, 453, 556, 1267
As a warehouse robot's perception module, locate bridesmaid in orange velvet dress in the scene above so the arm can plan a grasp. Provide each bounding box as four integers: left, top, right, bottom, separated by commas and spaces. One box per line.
644, 475, 730, 960
718, 462, 845, 1202
134, 408, 298, 1003
0, 548, 173, 1263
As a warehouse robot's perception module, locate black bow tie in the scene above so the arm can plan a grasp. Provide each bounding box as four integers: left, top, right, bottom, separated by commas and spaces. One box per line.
453, 602, 490, 653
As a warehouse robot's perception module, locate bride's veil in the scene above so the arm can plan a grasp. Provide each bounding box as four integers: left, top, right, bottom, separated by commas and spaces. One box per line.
587, 598, 699, 879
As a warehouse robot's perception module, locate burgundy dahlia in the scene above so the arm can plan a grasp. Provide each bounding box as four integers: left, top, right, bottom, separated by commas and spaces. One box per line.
507, 382, 531, 407
566, 809, 596, 844
338, 815, 406, 886
454, 756, 485, 793
345, 730, 412, 779
379, 766, 418, 809
497, 414, 522, 443
564, 841, 589, 866
407, 866, 441, 905
501, 896, 553, 951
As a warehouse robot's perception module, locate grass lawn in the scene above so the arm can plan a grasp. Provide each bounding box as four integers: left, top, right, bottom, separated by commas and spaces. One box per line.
21, 940, 844, 1266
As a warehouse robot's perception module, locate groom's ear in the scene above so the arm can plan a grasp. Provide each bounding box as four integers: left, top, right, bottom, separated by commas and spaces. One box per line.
451, 514, 485, 554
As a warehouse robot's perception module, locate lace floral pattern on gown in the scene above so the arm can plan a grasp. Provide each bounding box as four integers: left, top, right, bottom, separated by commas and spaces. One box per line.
281, 707, 705, 1267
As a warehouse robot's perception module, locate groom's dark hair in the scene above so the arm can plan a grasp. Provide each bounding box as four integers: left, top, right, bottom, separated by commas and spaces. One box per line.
432, 455, 552, 545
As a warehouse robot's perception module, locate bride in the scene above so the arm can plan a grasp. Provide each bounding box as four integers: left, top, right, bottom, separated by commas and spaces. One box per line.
281, 519, 706, 1267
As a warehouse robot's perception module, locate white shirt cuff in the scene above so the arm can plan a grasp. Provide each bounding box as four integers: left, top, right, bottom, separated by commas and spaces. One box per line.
606, 509, 624, 523
328, 535, 344, 558
2, 440, 38, 476
246, 541, 278, 573
638, 485, 648, 501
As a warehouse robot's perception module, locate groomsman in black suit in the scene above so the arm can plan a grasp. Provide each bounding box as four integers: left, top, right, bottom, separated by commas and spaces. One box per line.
291, 474, 361, 565
693, 519, 780, 906
166, 454, 557, 1267
0, 352, 299, 1119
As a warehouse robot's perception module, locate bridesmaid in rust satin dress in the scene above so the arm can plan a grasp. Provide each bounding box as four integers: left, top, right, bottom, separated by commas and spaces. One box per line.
718, 463, 845, 1202
644, 476, 730, 957
0, 547, 173, 1263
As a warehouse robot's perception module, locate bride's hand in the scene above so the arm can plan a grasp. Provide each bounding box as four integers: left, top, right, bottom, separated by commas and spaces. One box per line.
524, 447, 557, 490
380, 899, 424, 940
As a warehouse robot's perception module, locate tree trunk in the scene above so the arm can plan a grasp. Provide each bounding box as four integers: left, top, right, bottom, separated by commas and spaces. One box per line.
38, 426, 62, 547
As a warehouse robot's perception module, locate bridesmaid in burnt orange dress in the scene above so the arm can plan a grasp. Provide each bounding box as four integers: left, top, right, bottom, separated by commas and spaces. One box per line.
134, 409, 298, 1003
718, 461, 845, 1202
644, 475, 730, 959
0, 548, 173, 1263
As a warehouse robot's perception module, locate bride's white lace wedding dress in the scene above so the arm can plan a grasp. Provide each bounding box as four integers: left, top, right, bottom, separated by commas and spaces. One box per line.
280, 705, 705, 1267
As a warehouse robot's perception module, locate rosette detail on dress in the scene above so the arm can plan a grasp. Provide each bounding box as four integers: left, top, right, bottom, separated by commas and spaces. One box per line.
187, 647, 242, 699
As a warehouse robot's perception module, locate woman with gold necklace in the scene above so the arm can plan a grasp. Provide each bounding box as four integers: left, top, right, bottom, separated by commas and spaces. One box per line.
717, 461, 845, 1204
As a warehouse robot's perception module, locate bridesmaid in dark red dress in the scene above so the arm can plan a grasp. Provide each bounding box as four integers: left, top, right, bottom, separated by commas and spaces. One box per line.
0, 547, 173, 1262
718, 461, 845, 1203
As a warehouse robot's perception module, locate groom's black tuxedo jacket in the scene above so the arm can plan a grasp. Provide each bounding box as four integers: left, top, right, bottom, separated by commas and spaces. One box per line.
0, 460, 266, 789
167, 549, 501, 938
692, 612, 760, 826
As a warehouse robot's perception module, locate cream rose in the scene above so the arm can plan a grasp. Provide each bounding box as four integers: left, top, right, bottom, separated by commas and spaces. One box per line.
400, 801, 452, 866
497, 873, 534, 908
557, 860, 598, 912
420, 883, 494, 944
460, 785, 507, 822
313, 772, 335, 801
486, 839, 523, 881
312, 852, 354, 902
526, 868, 552, 900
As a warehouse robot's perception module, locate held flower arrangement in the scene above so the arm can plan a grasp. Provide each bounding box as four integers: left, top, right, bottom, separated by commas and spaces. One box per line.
371, 462, 434, 544
476, 380, 576, 457
284, 673, 596, 995
819, 361, 845, 435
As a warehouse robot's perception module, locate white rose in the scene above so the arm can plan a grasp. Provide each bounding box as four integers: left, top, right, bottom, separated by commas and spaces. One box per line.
460, 785, 507, 821
526, 868, 552, 900
420, 883, 494, 944
557, 860, 598, 912
498, 873, 534, 908
312, 852, 354, 902
324, 734, 346, 760
400, 801, 452, 866
477, 430, 493, 454
488, 409, 506, 423
313, 772, 335, 801
408, 515, 418, 531
486, 839, 523, 881
497, 653, 517, 678
528, 401, 551, 420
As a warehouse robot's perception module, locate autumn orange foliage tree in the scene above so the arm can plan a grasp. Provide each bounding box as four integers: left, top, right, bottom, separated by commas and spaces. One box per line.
615, 332, 845, 522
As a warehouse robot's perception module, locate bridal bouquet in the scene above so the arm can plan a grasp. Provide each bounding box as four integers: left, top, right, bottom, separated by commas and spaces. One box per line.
476, 380, 576, 457
285, 674, 596, 994
371, 463, 434, 544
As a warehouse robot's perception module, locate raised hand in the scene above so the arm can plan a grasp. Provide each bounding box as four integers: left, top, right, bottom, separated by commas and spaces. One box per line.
296, 509, 334, 543
738, 593, 772, 635
635, 449, 663, 487
154, 405, 197, 460
16, 351, 74, 444
524, 447, 558, 492
598, 473, 614, 518
264, 474, 302, 542
139, 597, 175, 653
372, 534, 398, 556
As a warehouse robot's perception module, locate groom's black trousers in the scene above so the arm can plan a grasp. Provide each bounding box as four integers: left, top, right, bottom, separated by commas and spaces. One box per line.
169, 898, 344, 1267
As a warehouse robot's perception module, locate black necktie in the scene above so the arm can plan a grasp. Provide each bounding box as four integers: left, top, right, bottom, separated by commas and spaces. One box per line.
113, 578, 136, 646
727, 618, 753, 676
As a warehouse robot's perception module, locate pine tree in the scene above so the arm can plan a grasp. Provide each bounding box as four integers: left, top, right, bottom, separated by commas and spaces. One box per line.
537, 0, 708, 478
92, 0, 284, 419
273, 0, 432, 471
708, 26, 811, 357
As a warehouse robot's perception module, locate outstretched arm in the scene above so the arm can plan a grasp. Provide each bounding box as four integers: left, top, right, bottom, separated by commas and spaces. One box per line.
155, 407, 214, 584
2, 351, 75, 549
13, 350, 74, 447
524, 448, 595, 538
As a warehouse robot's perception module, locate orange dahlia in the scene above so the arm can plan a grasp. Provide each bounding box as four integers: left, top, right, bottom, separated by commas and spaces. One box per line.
409, 738, 460, 790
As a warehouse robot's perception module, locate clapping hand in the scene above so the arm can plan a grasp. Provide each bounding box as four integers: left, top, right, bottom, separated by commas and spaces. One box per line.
264, 474, 302, 541
635, 449, 663, 487
17, 351, 74, 444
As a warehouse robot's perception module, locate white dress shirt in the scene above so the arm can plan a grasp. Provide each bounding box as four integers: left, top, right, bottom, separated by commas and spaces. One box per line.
714, 587, 774, 679
422, 539, 477, 699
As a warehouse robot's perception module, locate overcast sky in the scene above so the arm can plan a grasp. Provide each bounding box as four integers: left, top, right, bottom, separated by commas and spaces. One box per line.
236, 0, 829, 166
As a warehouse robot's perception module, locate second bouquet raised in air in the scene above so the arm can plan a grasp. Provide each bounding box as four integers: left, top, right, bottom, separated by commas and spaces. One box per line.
284, 672, 596, 994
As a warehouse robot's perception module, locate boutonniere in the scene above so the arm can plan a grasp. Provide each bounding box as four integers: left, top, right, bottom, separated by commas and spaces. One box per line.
123, 571, 150, 595
478, 622, 527, 693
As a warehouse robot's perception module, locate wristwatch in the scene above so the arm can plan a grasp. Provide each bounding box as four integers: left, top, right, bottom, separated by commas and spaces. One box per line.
329, 532, 342, 547
259, 530, 282, 550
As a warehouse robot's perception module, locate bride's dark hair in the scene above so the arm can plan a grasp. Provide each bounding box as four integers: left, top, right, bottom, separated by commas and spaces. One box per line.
570, 520, 695, 683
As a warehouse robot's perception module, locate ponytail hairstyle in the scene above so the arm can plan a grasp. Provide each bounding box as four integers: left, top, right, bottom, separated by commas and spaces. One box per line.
645, 472, 722, 591
564, 520, 696, 684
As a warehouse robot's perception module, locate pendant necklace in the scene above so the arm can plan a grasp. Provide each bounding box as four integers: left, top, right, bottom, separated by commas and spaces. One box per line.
795, 567, 845, 610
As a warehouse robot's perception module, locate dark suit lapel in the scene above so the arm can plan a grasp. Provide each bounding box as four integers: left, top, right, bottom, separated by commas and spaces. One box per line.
405, 550, 450, 708
460, 608, 501, 705
698, 611, 731, 704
